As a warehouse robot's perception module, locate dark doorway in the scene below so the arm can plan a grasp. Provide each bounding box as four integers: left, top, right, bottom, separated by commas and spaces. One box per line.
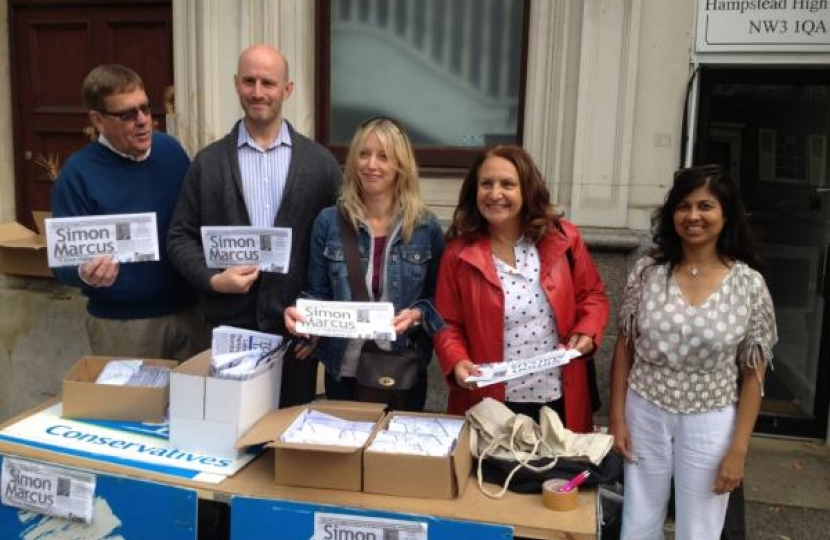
10, 0, 174, 231
696, 67, 830, 438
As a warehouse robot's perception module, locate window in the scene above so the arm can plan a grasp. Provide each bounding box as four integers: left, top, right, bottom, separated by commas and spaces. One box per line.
315, 0, 530, 168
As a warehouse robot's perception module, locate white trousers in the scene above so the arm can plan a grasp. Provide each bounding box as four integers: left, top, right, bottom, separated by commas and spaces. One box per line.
621, 389, 734, 540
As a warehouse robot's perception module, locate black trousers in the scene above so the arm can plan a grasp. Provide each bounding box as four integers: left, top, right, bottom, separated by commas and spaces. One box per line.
278, 348, 319, 408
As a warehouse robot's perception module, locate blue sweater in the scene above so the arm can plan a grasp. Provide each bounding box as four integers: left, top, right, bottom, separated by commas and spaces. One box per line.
51, 133, 196, 319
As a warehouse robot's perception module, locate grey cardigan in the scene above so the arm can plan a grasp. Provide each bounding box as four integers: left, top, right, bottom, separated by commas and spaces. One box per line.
168, 120, 342, 334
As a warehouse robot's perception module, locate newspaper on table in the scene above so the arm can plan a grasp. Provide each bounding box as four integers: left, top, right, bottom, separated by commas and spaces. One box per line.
210, 326, 285, 380
281, 409, 376, 448
294, 298, 396, 340
465, 348, 583, 388
1, 457, 96, 524
95, 359, 170, 388
387, 415, 465, 440
368, 415, 466, 457
367, 431, 453, 457
200, 226, 292, 273
45, 212, 159, 268
315, 512, 426, 540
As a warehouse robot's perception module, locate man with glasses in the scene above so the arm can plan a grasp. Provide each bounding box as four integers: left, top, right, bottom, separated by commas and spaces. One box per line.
51, 64, 203, 361
168, 44, 341, 407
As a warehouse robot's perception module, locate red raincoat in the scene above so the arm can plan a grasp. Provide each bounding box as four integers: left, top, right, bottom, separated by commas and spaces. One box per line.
434, 220, 609, 433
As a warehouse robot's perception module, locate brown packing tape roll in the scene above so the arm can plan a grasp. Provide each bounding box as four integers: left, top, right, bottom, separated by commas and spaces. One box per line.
542, 478, 579, 511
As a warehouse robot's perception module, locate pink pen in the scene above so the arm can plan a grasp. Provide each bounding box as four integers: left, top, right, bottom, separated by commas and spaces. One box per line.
557, 470, 591, 492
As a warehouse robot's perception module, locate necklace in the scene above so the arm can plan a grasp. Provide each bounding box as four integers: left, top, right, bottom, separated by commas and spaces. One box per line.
491, 242, 516, 266
681, 258, 720, 278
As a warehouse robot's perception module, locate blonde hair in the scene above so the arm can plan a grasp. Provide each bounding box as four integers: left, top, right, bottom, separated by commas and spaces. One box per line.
339, 118, 425, 242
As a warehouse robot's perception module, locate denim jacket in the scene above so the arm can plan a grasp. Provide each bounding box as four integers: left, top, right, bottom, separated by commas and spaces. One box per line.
304, 205, 445, 378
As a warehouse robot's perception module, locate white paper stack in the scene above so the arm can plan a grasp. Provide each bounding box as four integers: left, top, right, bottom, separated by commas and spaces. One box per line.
368, 415, 466, 456
95, 360, 170, 388
280, 409, 376, 448
210, 326, 284, 380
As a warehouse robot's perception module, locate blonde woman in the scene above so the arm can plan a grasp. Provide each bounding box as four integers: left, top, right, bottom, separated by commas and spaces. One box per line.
285, 117, 444, 410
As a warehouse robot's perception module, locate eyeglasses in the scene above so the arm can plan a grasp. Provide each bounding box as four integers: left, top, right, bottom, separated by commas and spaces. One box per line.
97, 102, 152, 122
361, 115, 407, 135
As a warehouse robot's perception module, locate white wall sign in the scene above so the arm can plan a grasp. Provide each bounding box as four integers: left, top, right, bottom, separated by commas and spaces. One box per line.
696, 0, 830, 52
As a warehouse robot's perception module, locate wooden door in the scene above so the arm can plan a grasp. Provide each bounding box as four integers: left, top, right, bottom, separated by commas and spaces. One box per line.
10, 0, 173, 230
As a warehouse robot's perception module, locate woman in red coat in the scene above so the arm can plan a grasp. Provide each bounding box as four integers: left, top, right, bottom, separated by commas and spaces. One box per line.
434, 145, 609, 433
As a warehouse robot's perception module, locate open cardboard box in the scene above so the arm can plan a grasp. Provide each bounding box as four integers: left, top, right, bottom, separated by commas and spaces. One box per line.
0, 211, 51, 277
169, 349, 282, 459
62, 356, 178, 422
363, 411, 472, 499
238, 400, 386, 491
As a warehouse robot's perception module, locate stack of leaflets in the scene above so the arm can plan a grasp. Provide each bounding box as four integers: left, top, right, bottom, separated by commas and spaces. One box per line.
368, 415, 466, 457
210, 326, 284, 380
95, 359, 170, 388
280, 409, 376, 448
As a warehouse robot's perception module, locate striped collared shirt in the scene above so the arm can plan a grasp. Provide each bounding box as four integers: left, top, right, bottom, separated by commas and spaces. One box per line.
237, 121, 292, 227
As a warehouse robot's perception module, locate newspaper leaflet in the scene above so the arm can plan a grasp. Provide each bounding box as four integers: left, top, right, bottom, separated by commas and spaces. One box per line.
201, 226, 292, 273
466, 348, 583, 388
295, 298, 396, 340
45, 212, 159, 268
314, 511, 427, 540
211, 325, 283, 355
1, 457, 96, 524
210, 326, 285, 380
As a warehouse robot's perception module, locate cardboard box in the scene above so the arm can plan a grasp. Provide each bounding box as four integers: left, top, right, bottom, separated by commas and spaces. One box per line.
0, 212, 51, 277
239, 401, 386, 491
62, 356, 179, 422
363, 411, 472, 499
169, 350, 282, 459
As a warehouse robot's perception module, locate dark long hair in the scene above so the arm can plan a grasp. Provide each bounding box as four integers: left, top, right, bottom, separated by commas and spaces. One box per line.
649, 164, 762, 272
446, 145, 562, 243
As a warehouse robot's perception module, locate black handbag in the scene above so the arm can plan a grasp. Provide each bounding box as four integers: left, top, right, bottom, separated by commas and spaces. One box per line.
338, 209, 420, 391
355, 342, 419, 390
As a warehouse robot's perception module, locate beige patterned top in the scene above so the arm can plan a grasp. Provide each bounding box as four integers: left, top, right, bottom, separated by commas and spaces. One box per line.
618, 257, 777, 413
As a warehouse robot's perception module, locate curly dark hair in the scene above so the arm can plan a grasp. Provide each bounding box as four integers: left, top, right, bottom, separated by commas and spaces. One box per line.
649, 164, 762, 272
446, 145, 562, 243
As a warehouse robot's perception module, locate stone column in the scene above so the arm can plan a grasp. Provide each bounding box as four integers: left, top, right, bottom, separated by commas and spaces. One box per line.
569, 0, 643, 227
171, 0, 315, 155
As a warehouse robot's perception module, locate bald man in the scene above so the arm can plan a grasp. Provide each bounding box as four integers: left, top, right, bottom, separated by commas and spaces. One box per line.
168, 44, 342, 407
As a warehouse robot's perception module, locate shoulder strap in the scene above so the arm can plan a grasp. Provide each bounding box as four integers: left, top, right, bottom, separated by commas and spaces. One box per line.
337, 209, 370, 302
557, 223, 602, 411
556, 222, 575, 272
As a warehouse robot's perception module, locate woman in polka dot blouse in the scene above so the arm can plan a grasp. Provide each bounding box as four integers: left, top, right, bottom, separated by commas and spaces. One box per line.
609, 165, 777, 540
434, 145, 610, 433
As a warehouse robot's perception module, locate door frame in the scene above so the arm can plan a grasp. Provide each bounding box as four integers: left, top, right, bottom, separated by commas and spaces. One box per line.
695, 65, 830, 439
9, 0, 173, 229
